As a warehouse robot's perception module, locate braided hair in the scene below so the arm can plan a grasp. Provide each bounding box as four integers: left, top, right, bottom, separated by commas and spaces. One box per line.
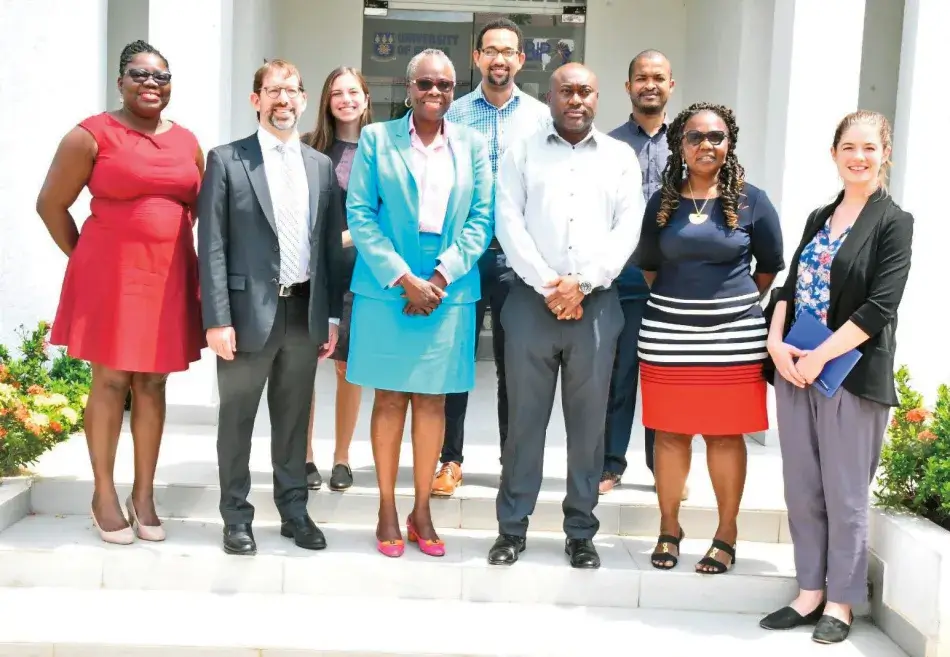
119, 40, 168, 75
656, 102, 745, 230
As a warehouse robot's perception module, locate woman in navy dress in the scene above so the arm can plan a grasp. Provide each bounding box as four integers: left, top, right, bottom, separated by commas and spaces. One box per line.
631, 102, 785, 574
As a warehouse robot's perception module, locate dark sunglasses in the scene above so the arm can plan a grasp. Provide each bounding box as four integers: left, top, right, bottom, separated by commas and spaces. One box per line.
412, 78, 455, 93
127, 68, 172, 85
684, 130, 727, 146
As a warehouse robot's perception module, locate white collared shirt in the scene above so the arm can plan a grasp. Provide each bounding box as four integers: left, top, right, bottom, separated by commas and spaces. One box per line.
408, 121, 455, 235
495, 125, 645, 296
257, 126, 311, 284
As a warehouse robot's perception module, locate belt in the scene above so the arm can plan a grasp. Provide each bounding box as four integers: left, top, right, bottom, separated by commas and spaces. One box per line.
277, 279, 310, 298
487, 236, 503, 251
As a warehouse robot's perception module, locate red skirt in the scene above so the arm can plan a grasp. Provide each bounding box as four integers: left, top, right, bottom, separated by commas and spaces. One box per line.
640, 363, 768, 436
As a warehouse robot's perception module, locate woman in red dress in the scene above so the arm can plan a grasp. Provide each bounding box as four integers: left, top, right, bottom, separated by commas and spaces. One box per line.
36, 40, 205, 544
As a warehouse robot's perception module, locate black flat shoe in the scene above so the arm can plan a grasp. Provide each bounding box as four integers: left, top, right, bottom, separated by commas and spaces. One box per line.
280, 514, 327, 550
306, 462, 323, 490
812, 612, 853, 644
760, 602, 826, 630
565, 538, 600, 569
329, 463, 353, 490
223, 523, 256, 556
488, 534, 525, 565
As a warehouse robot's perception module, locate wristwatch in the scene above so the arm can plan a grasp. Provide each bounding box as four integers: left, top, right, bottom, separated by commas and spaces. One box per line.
579, 280, 593, 295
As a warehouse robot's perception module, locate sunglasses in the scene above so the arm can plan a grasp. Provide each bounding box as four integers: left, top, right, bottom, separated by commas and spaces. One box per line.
126, 68, 172, 85
412, 78, 455, 93
684, 130, 727, 146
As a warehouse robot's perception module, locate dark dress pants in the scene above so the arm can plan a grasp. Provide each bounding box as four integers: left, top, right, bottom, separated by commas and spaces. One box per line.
496, 283, 624, 539
603, 297, 657, 475
216, 295, 318, 525
441, 248, 513, 464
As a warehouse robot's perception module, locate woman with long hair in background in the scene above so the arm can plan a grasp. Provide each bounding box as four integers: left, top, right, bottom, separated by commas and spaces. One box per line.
301, 66, 373, 492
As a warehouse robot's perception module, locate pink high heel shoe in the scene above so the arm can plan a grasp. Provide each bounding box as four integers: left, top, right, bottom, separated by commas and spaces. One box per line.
125, 496, 166, 542
91, 506, 134, 545
377, 537, 405, 558
407, 515, 445, 557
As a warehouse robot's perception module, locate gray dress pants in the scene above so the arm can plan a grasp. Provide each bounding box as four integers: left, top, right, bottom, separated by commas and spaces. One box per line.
496, 283, 624, 539
775, 376, 889, 604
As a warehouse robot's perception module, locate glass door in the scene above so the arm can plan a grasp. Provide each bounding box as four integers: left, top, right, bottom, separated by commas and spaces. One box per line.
361, 9, 586, 120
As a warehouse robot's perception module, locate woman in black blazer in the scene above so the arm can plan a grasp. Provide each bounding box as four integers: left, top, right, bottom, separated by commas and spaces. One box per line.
759, 110, 914, 644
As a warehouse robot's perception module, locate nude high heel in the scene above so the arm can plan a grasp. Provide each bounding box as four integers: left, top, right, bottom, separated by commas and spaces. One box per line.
91, 506, 135, 545
126, 495, 166, 542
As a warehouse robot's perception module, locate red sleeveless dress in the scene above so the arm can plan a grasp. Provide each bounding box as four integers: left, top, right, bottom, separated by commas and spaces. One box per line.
50, 113, 205, 373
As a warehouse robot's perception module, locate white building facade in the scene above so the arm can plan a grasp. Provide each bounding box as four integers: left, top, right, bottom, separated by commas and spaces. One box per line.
0, 0, 944, 424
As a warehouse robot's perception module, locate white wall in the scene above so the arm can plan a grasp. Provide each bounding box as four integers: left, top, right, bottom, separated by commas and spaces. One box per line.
859, 0, 904, 125
106, 0, 149, 111
0, 0, 109, 347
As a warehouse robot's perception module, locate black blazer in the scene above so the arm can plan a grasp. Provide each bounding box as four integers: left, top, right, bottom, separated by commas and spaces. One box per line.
197, 134, 347, 352
767, 189, 914, 406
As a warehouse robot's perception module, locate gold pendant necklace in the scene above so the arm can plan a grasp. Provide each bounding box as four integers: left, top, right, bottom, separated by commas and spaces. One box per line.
687, 180, 714, 224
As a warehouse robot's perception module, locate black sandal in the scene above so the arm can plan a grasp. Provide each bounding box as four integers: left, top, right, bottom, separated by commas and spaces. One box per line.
650, 528, 684, 570
695, 538, 736, 574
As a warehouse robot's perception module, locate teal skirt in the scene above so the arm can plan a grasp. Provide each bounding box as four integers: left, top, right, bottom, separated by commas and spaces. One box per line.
346, 233, 476, 394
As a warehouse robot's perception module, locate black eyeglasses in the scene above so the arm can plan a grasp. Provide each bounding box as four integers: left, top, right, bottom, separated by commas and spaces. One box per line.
126, 68, 172, 85
412, 78, 455, 93
684, 130, 727, 146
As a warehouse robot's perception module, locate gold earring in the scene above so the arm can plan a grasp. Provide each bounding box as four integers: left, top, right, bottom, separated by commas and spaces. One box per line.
404, 97, 411, 108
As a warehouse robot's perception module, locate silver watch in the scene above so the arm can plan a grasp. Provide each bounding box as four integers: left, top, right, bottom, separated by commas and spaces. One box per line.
579, 280, 593, 295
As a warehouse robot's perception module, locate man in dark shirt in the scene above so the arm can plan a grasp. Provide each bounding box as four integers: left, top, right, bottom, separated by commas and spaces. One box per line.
600, 50, 682, 496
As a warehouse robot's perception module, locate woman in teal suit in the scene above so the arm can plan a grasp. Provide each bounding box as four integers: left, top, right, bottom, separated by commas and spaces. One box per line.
346, 48, 493, 558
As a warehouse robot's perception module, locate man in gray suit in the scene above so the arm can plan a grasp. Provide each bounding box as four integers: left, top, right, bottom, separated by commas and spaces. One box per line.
198, 59, 347, 556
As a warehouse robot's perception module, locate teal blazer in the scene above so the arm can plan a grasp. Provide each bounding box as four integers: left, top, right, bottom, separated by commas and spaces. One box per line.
345, 112, 494, 305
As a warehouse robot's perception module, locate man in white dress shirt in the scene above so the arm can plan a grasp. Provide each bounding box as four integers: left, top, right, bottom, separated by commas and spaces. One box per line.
489, 63, 644, 569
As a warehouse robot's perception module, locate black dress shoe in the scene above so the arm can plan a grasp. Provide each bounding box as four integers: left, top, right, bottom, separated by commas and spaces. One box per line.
759, 602, 826, 630
812, 613, 853, 644
565, 538, 601, 569
488, 534, 526, 565
280, 515, 327, 550
223, 523, 256, 556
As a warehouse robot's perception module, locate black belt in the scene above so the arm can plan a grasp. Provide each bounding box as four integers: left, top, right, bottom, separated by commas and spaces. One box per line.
277, 280, 310, 298
488, 236, 503, 251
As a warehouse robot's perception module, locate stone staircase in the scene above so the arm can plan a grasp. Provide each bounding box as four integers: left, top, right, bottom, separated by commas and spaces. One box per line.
0, 365, 909, 656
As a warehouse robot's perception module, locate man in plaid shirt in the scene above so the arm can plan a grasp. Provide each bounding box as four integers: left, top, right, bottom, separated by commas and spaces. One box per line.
431, 17, 550, 497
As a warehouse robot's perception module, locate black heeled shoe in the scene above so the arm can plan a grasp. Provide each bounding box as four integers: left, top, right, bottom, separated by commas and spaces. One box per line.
759, 601, 826, 630
695, 539, 736, 574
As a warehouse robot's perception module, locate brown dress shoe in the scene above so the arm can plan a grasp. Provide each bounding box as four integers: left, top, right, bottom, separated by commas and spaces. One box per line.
431, 462, 462, 497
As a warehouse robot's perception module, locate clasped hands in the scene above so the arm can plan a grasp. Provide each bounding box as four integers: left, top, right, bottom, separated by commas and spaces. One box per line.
401, 271, 448, 316
767, 339, 827, 388
545, 275, 584, 320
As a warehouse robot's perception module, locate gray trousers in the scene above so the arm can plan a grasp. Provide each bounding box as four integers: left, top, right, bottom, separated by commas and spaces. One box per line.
216, 295, 318, 525
775, 376, 889, 605
496, 283, 624, 539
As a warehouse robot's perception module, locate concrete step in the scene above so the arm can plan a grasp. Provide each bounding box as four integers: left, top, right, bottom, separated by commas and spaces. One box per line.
28, 476, 790, 543
0, 587, 906, 657
0, 514, 810, 615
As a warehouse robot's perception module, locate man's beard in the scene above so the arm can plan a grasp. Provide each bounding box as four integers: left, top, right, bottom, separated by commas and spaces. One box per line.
487, 68, 511, 87
268, 108, 298, 130
633, 96, 664, 115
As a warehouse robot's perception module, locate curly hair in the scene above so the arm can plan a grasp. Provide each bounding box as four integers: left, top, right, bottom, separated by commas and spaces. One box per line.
656, 102, 745, 229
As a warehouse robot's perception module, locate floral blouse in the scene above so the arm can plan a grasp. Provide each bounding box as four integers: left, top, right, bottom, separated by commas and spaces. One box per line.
794, 219, 852, 325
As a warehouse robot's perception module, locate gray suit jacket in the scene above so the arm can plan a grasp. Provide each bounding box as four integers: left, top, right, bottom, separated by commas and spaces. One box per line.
197, 133, 347, 353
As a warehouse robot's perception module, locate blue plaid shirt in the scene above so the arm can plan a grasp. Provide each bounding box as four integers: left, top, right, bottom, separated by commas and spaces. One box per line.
445, 84, 551, 178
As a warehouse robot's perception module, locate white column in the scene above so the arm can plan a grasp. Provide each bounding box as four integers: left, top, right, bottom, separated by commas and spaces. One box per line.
148, 0, 235, 423
0, 0, 108, 345
890, 0, 950, 402
755, 0, 866, 445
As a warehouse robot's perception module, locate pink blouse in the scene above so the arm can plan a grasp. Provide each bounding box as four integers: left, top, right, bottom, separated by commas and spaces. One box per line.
409, 120, 455, 234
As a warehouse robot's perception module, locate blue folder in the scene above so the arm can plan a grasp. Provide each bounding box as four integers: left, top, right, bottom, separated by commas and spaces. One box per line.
784, 311, 862, 398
